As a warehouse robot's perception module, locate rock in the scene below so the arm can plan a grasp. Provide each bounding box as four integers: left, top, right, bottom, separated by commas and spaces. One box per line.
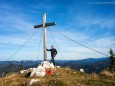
29, 79, 40, 86
80, 68, 84, 73
22, 61, 58, 77
56, 66, 60, 68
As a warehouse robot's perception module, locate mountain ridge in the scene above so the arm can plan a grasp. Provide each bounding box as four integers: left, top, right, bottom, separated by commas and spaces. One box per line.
0, 57, 109, 76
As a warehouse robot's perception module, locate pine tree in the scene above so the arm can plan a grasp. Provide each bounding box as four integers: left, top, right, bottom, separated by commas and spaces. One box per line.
109, 48, 115, 71
19, 65, 24, 70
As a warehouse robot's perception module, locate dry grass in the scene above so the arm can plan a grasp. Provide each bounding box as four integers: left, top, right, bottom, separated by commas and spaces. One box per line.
0, 68, 115, 86
100, 70, 112, 77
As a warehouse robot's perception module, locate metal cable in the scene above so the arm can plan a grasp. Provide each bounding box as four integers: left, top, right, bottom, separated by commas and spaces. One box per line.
53, 28, 109, 57
36, 30, 43, 61
48, 28, 65, 60
5, 29, 38, 61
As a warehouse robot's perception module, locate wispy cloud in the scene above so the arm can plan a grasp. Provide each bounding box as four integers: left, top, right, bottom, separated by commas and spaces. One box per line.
0, 8, 34, 33
0, 0, 115, 60
92, 37, 115, 47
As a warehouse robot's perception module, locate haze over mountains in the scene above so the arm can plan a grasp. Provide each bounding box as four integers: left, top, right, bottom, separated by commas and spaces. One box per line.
0, 57, 109, 76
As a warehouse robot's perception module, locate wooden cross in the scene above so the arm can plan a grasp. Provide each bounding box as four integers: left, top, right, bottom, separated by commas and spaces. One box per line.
34, 13, 56, 61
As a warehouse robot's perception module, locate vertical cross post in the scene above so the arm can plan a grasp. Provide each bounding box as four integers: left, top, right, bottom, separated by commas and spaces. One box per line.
43, 13, 47, 61
34, 13, 56, 61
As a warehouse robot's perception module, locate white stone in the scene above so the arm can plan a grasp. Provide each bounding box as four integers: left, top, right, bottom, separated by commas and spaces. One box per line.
29, 79, 40, 86
36, 71, 46, 77
23, 61, 57, 77
80, 68, 84, 72
20, 70, 27, 74
56, 66, 60, 68
30, 65, 46, 77
50, 63, 55, 69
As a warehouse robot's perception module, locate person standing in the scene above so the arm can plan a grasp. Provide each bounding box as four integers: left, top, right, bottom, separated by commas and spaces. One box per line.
47, 45, 57, 66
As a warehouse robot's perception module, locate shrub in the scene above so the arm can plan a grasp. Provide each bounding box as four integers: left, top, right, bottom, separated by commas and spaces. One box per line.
100, 70, 112, 77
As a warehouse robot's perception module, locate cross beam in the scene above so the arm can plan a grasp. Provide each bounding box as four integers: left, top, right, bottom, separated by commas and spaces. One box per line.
34, 13, 56, 61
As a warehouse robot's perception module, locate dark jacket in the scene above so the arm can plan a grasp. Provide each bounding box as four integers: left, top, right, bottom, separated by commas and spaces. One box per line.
47, 48, 57, 57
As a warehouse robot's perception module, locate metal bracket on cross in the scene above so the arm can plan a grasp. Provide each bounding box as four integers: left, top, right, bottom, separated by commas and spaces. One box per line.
34, 22, 56, 28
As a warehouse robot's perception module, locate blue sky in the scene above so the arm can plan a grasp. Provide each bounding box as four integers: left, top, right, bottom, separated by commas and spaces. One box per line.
0, 0, 115, 61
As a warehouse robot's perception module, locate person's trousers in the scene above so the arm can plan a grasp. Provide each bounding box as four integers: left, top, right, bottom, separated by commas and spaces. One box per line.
51, 55, 55, 66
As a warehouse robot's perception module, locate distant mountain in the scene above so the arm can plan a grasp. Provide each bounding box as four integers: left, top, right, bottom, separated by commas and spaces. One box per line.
0, 57, 110, 76
0, 61, 41, 76
58, 57, 109, 73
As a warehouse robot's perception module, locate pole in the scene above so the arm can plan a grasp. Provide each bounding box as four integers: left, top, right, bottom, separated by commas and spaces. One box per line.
34, 13, 56, 61
43, 13, 47, 61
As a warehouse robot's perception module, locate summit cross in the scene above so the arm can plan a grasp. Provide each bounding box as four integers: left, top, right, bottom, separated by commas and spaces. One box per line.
34, 13, 56, 61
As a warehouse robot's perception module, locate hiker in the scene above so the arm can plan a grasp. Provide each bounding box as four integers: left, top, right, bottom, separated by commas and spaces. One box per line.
47, 45, 57, 66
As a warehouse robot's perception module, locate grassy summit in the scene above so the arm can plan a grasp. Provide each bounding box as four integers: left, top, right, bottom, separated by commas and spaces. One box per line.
0, 68, 115, 86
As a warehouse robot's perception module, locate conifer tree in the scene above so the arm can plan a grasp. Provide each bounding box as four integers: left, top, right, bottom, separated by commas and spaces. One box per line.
109, 48, 115, 71
19, 65, 24, 70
